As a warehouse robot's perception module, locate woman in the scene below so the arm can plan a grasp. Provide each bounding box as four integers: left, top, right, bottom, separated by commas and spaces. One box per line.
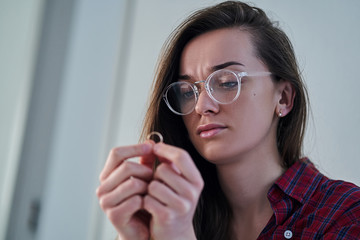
96, 1, 360, 239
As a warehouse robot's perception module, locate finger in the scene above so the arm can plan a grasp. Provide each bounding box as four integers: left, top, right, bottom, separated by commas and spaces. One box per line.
148, 180, 191, 214
97, 161, 153, 197
100, 143, 153, 182
106, 195, 142, 227
147, 180, 175, 205
139, 140, 157, 169
143, 195, 167, 220
154, 163, 199, 201
153, 143, 203, 188
99, 177, 148, 209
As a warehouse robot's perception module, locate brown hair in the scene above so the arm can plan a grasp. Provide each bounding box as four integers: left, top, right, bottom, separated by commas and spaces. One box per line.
141, 1, 308, 239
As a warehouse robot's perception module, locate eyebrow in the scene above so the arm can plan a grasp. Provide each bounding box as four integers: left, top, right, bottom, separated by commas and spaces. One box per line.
178, 61, 244, 80
211, 61, 244, 71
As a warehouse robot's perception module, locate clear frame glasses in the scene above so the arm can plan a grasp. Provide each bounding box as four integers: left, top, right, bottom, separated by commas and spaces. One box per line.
163, 69, 272, 115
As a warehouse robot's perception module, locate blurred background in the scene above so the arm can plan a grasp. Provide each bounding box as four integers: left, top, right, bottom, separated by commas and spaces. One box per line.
1, 0, 359, 239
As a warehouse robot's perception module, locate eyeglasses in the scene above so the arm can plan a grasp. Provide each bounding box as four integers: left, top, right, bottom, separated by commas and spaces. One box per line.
163, 69, 272, 115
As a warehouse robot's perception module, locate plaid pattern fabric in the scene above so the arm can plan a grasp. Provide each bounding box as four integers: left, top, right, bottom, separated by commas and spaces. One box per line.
258, 158, 360, 239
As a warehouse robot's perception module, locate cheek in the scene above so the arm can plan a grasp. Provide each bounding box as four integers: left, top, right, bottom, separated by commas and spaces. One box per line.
245, 82, 278, 111
182, 115, 206, 153
230, 90, 277, 135
182, 115, 196, 136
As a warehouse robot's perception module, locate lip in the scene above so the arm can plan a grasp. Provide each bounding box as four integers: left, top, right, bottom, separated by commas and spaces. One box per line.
196, 123, 227, 138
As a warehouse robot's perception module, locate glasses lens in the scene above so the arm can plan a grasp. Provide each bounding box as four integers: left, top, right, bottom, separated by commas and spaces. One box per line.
208, 70, 240, 104
165, 82, 196, 115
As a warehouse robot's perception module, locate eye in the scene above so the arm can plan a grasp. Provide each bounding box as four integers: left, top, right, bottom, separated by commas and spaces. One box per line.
211, 71, 239, 91
182, 90, 195, 99
178, 83, 195, 100
219, 81, 238, 89
216, 77, 239, 90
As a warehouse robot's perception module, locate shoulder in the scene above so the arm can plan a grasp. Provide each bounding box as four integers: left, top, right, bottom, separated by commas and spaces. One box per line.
300, 162, 360, 235
312, 176, 360, 219
273, 158, 360, 208
283, 158, 360, 210
279, 158, 360, 220
289, 159, 360, 236
313, 178, 360, 237
318, 177, 360, 200
268, 159, 360, 238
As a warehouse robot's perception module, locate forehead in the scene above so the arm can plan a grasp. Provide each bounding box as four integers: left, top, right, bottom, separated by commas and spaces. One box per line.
179, 28, 258, 73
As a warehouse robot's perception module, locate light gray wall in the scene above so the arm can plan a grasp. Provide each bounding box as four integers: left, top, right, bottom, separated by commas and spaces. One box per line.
34, 1, 131, 240
2, 0, 131, 239
1, 0, 359, 240
0, 0, 44, 239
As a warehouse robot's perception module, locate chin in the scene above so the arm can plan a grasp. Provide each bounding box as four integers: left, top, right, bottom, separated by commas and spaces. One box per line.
195, 139, 252, 166
197, 143, 230, 163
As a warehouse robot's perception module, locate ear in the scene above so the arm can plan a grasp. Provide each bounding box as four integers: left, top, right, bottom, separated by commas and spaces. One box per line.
276, 81, 295, 117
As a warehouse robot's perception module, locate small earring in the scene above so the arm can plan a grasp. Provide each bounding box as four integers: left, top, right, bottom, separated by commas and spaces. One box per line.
278, 110, 283, 117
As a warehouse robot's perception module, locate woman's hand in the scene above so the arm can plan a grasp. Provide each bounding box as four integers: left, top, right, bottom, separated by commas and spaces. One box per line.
96, 143, 155, 240
144, 143, 204, 240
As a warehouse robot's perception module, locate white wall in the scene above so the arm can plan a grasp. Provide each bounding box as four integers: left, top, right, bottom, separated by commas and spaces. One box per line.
35, 1, 130, 240
0, 1, 44, 239
1, 0, 359, 239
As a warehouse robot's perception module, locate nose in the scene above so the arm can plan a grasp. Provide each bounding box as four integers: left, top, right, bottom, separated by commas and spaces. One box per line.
194, 86, 220, 115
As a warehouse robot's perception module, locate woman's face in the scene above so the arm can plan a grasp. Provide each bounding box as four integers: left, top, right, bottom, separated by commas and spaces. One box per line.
180, 28, 281, 164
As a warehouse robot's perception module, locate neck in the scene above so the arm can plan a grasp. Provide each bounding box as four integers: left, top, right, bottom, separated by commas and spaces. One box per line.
217, 153, 283, 209
216, 148, 284, 238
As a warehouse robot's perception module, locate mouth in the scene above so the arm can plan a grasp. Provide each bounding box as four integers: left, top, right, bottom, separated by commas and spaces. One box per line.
196, 123, 227, 138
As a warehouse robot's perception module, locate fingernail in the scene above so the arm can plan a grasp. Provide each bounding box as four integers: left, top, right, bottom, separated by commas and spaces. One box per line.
171, 163, 181, 175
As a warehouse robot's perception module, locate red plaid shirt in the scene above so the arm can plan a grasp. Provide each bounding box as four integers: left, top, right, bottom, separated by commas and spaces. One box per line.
258, 158, 360, 239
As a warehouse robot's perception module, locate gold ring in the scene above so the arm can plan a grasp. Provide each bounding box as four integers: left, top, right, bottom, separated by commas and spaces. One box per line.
146, 131, 163, 143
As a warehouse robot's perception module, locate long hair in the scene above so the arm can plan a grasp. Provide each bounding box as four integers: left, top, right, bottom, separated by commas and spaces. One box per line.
141, 1, 309, 239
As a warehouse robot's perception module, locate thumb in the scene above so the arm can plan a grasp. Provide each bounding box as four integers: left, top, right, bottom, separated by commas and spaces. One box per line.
139, 141, 156, 169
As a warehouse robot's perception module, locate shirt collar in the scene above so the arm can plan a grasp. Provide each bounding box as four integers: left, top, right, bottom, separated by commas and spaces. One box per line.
276, 158, 322, 203
267, 158, 323, 224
